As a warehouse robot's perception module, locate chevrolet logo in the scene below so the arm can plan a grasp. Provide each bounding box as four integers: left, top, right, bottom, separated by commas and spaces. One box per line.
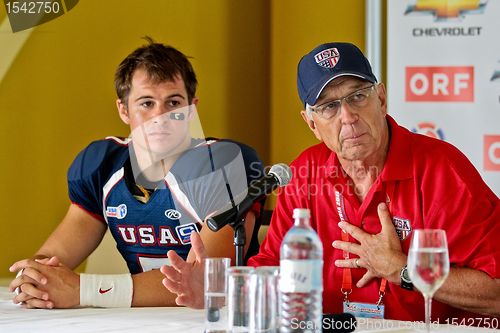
405, 0, 487, 19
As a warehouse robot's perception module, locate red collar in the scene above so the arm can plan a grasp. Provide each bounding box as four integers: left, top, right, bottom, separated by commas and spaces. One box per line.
380, 115, 413, 182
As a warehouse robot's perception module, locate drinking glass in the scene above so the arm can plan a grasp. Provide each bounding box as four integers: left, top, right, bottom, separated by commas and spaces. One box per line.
250, 266, 280, 332
227, 266, 255, 332
204, 258, 231, 333
408, 229, 450, 333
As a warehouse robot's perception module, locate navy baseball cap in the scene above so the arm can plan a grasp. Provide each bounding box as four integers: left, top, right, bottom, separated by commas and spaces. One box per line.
297, 42, 377, 106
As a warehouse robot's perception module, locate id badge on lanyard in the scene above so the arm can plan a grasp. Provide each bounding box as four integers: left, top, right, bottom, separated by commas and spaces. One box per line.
343, 301, 385, 319
335, 190, 386, 319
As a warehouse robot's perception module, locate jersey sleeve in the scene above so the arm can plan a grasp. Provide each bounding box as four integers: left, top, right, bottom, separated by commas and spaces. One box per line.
214, 139, 265, 216
230, 139, 265, 215
232, 140, 264, 185
169, 139, 264, 221
67, 139, 126, 221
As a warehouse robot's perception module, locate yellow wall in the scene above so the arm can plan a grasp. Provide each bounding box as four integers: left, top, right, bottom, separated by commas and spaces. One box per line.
269, 0, 367, 166
0, 0, 367, 278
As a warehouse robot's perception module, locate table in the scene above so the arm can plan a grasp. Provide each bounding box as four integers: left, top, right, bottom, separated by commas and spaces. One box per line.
0, 288, 205, 333
0, 288, 496, 332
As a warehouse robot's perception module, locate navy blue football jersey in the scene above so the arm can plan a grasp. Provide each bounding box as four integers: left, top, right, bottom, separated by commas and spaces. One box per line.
68, 137, 264, 274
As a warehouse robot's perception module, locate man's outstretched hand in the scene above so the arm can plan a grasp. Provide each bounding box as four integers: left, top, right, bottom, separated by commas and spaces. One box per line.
160, 232, 207, 309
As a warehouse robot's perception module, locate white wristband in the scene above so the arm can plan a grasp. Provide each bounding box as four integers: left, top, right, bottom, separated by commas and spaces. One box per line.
80, 273, 133, 308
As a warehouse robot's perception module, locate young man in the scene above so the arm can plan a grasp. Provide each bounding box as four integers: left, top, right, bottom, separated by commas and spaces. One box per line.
161, 42, 500, 322
9, 38, 263, 309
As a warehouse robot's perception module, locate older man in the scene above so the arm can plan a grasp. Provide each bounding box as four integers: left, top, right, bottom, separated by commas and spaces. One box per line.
161, 42, 499, 323
250, 42, 499, 322
161, 43, 500, 325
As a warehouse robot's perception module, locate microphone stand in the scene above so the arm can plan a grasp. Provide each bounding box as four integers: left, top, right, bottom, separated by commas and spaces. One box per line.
231, 214, 246, 267
205, 204, 249, 267
230, 214, 247, 327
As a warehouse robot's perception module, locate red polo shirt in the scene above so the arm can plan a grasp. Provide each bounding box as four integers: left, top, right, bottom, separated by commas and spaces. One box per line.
248, 115, 499, 322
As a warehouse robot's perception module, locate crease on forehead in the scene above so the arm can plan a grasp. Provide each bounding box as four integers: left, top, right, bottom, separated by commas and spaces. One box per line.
131, 69, 187, 98
134, 68, 183, 86
316, 76, 369, 104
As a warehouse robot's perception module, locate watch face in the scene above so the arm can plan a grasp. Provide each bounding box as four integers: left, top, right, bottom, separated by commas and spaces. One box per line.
401, 266, 411, 283
400, 265, 414, 290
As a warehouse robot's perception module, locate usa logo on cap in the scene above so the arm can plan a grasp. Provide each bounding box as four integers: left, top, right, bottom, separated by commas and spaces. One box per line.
314, 47, 340, 69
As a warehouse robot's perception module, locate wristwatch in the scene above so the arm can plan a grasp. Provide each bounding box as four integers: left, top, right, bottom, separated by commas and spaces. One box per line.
400, 265, 414, 291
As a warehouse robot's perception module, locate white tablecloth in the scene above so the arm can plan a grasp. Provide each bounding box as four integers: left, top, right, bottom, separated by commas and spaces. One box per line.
0, 287, 496, 332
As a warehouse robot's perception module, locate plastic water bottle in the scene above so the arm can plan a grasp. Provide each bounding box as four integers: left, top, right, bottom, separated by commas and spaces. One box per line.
279, 208, 323, 332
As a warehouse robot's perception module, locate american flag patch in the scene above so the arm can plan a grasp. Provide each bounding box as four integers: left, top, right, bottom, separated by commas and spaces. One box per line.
392, 216, 412, 240
314, 47, 340, 69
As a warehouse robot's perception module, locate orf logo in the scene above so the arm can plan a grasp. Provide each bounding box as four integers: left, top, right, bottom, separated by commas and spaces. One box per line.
412, 122, 445, 140
484, 135, 500, 171
405, 0, 487, 19
406, 66, 474, 102
165, 209, 182, 220
314, 48, 339, 69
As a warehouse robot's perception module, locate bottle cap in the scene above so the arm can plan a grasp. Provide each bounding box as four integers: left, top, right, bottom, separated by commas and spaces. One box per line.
293, 208, 310, 219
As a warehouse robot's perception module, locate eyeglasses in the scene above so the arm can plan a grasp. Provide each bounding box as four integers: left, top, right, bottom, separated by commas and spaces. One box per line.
307, 84, 377, 120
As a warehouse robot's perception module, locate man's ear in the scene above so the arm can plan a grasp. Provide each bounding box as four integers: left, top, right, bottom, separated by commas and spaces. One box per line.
376, 83, 387, 116
117, 99, 130, 125
300, 110, 322, 141
187, 97, 199, 120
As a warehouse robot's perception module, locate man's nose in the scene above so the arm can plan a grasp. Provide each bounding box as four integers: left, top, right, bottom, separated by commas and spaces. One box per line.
339, 102, 358, 124
151, 105, 170, 122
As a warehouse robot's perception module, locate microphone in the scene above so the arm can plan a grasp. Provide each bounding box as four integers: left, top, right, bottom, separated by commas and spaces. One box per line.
322, 313, 357, 333
206, 163, 292, 231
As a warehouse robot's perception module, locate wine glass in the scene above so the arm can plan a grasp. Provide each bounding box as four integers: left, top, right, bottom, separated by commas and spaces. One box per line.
407, 229, 450, 333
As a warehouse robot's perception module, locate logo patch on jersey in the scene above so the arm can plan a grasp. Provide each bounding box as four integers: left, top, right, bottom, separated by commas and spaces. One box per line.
106, 204, 127, 219
392, 217, 412, 240
165, 209, 182, 220
175, 223, 199, 245
314, 47, 340, 69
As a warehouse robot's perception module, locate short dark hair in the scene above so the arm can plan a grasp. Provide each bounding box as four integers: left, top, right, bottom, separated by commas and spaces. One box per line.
114, 36, 198, 105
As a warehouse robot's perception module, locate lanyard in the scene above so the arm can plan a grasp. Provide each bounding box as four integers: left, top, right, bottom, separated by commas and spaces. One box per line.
335, 190, 387, 307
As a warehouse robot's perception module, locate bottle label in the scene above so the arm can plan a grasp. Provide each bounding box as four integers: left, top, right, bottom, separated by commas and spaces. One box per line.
279, 259, 323, 293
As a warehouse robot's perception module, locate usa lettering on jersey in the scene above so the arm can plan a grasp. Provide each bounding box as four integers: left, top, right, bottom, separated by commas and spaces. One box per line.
116, 223, 199, 246
175, 223, 199, 245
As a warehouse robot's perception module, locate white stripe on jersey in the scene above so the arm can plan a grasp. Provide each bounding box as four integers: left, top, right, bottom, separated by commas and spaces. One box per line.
196, 139, 216, 147
105, 136, 131, 146
102, 168, 125, 225
165, 172, 203, 224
